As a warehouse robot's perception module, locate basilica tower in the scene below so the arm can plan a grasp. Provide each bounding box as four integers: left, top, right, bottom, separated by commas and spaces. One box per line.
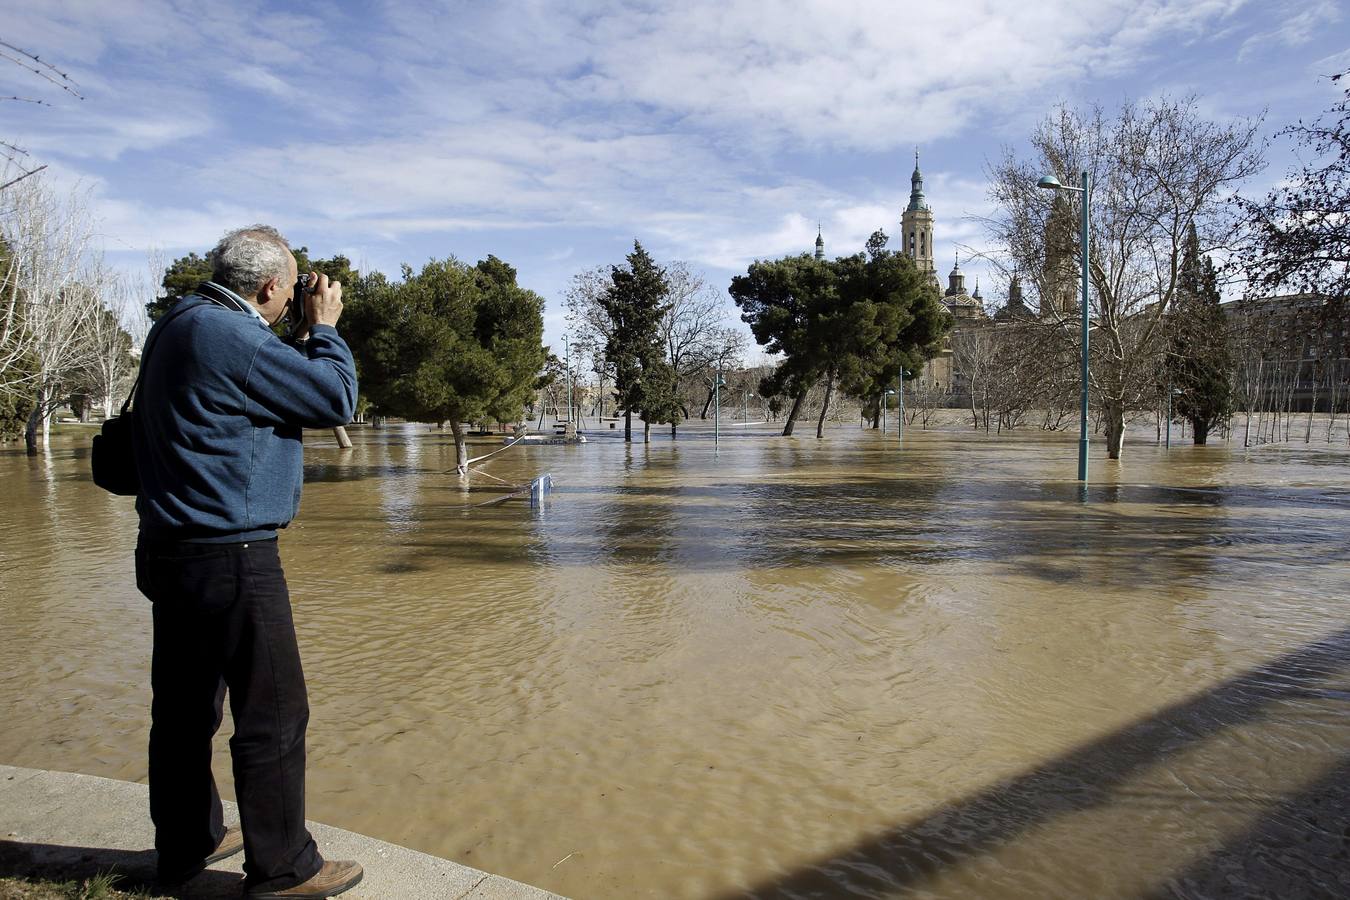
901, 150, 938, 288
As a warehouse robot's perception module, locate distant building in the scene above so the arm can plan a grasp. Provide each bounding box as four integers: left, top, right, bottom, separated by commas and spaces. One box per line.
993, 273, 1032, 323
1223, 292, 1349, 412
901, 151, 939, 289
812, 151, 1000, 401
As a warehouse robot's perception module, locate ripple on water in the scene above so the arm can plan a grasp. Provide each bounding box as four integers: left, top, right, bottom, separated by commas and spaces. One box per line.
2, 426, 1349, 898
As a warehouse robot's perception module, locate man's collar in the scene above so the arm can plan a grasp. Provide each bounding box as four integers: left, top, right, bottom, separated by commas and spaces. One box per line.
197, 281, 268, 325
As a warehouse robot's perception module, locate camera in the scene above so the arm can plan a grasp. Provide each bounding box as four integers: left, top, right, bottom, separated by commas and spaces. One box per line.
288, 273, 311, 337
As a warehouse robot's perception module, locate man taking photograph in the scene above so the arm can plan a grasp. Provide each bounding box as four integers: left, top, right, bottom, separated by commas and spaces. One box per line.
132, 225, 361, 898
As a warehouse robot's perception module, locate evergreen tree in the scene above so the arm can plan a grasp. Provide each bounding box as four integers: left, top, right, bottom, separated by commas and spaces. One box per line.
731, 235, 947, 438
599, 241, 670, 442
639, 358, 684, 436
147, 252, 212, 320
1168, 222, 1231, 444
341, 255, 546, 473
0, 352, 36, 441
730, 253, 835, 436
147, 247, 358, 320
835, 231, 948, 431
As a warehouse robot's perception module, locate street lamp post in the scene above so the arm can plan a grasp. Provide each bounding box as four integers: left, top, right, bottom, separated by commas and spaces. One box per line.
1166, 386, 1182, 449
564, 337, 572, 426
883, 389, 896, 435
1037, 170, 1092, 483
897, 371, 910, 442
712, 365, 726, 454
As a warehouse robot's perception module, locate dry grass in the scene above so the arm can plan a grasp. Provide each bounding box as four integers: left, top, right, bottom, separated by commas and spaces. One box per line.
0, 873, 169, 899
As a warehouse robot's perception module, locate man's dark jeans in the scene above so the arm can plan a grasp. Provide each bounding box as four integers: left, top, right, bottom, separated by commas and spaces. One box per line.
136, 536, 322, 892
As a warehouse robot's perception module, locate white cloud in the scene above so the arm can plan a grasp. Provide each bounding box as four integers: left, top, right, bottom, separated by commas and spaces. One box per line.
227, 66, 294, 98
367, 0, 1255, 152
1237, 0, 1341, 61
6, 0, 1333, 334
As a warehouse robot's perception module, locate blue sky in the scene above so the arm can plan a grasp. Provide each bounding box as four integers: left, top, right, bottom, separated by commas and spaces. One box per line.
4, 0, 1348, 356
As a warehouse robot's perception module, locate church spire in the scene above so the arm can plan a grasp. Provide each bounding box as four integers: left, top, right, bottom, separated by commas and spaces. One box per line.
907, 148, 929, 212
814, 223, 824, 260
946, 251, 966, 296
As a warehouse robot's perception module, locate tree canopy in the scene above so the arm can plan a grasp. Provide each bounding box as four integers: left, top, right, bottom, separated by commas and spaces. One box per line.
1168, 222, 1231, 444
731, 233, 948, 437
986, 96, 1264, 459
1242, 69, 1349, 300
147, 247, 359, 320
341, 255, 546, 473
598, 241, 670, 441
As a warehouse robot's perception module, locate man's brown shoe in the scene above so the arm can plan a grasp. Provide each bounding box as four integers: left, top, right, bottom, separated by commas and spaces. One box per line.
247, 860, 364, 898
157, 826, 244, 884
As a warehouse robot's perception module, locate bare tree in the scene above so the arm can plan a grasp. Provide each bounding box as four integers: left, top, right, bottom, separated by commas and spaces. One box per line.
566, 256, 745, 424
986, 98, 1264, 460
0, 174, 102, 452
951, 325, 999, 430
77, 269, 139, 419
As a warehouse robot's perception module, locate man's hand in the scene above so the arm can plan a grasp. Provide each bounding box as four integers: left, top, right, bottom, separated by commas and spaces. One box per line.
303, 272, 343, 331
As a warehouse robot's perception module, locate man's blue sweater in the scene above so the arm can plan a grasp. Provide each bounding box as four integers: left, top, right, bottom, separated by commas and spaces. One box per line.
133, 293, 358, 543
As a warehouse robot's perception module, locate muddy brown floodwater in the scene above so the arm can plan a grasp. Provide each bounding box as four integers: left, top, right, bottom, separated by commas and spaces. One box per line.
2, 422, 1349, 899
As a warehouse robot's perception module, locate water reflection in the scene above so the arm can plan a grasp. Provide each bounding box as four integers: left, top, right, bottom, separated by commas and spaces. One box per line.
0, 425, 1347, 898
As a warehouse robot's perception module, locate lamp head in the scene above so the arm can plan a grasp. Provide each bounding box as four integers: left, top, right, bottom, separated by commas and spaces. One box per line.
1037, 175, 1063, 190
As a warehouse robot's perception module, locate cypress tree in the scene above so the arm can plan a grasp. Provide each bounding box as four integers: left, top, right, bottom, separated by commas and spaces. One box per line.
1168, 222, 1232, 444
599, 241, 670, 442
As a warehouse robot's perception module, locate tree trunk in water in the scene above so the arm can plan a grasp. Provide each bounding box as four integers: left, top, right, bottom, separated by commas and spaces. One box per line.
700, 388, 714, 420
643, 419, 650, 443
671, 423, 677, 437
1104, 399, 1125, 459
24, 387, 44, 456
815, 370, 835, 439
781, 390, 807, 437
449, 420, 468, 475
1192, 419, 1209, 446
624, 408, 632, 442
870, 408, 880, 430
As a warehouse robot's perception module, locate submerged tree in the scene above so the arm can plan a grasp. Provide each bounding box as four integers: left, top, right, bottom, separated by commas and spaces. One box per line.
1168, 222, 1231, 444
0, 175, 104, 453
599, 241, 670, 442
342, 255, 546, 474
731, 234, 946, 438
986, 97, 1264, 461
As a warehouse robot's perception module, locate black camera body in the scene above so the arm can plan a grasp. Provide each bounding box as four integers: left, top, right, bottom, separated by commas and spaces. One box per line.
288, 273, 310, 338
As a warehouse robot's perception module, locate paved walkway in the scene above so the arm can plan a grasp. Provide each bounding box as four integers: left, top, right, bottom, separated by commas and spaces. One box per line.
0, 765, 565, 899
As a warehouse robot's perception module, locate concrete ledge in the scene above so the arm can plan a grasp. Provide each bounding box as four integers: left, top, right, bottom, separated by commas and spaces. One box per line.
0, 765, 565, 899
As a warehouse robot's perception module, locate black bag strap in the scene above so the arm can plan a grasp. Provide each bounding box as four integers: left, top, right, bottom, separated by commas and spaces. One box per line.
120, 300, 202, 416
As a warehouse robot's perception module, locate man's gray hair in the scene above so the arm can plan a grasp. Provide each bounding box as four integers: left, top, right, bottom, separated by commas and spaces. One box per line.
210, 225, 294, 298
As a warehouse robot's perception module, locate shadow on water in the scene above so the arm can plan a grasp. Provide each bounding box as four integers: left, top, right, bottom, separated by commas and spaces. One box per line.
716, 626, 1350, 899
1146, 754, 1350, 899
